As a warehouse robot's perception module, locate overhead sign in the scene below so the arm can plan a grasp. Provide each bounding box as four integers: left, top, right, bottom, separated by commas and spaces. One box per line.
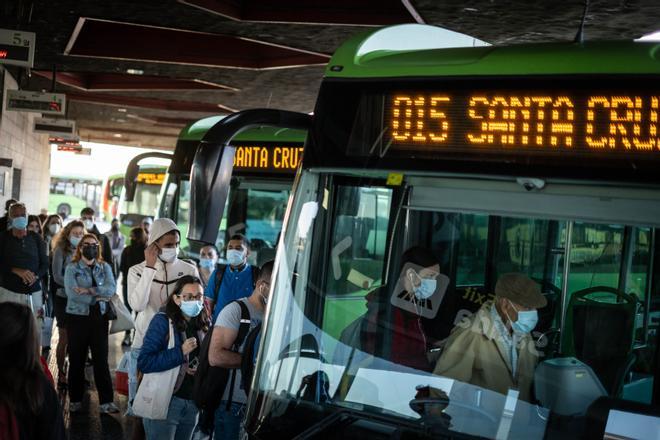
0, 29, 35, 68
51, 137, 81, 152
381, 88, 660, 157
232, 145, 304, 173
6, 90, 66, 116
34, 117, 76, 137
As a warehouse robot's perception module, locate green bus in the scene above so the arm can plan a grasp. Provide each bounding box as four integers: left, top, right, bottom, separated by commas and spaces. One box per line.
115, 163, 168, 236
159, 115, 306, 265
49, 175, 103, 221
189, 25, 660, 439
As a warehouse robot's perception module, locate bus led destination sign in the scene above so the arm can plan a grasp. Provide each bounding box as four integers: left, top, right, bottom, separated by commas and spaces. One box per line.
233, 145, 303, 172
389, 92, 660, 154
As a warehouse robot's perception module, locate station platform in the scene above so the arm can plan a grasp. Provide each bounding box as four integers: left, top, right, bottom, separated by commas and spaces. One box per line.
47, 327, 136, 439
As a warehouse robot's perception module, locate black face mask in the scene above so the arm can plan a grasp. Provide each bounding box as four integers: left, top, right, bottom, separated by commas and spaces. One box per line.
82, 246, 99, 261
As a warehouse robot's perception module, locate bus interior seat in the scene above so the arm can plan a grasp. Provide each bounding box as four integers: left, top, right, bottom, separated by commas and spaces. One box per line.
564, 287, 637, 396
531, 279, 559, 327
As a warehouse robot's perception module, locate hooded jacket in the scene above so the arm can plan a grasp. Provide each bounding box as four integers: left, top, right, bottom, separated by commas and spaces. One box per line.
127, 218, 199, 349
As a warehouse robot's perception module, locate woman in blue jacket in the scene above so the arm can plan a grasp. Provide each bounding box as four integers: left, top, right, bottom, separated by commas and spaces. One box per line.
64, 233, 118, 414
138, 275, 209, 440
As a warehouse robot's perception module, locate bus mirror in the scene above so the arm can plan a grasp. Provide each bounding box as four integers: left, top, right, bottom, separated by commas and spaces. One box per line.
297, 201, 318, 240
124, 152, 173, 202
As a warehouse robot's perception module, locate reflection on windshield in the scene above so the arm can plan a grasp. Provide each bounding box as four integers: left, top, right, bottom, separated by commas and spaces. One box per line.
247, 174, 659, 439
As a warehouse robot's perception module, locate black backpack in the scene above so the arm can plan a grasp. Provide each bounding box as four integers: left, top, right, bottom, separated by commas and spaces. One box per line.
193, 300, 252, 434
240, 321, 262, 395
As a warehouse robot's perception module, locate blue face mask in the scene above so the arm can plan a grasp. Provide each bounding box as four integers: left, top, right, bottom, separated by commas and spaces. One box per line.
10, 216, 28, 230
508, 300, 539, 334
411, 271, 437, 299
199, 258, 216, 269
69, 236, 81, 248
226, 249, 245, 267
180, 300, 204, 318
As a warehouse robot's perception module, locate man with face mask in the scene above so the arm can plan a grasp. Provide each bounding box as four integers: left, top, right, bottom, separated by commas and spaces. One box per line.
198, 244, 219, 288
0, 203, 48, 321
0, 198, 17, 231
80, 207, 114, 275
205, 234, 260, 324
433, 273, 546, 401
208, 260, 273, 440
126, 218, 199, 416
104, 218, 125, 277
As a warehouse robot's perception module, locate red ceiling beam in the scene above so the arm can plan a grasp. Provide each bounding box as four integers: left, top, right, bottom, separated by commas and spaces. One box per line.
34, 71, 238, 91
66, 91, 236, 113
178, 0, 416, 25
64, 18, 329, 69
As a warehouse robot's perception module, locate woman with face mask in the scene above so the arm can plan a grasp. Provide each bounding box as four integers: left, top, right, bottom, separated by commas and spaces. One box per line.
49, 220, 85, 389
42, 214, 63, 251
27, 215, 43, 236
63, 233, 119, 414
138, 276, 209, 440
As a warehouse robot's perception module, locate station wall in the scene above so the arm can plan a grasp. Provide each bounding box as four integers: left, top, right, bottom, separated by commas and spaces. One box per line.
0, 67, 51, 216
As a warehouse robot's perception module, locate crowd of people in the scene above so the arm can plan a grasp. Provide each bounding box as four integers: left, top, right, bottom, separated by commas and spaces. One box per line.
0, 198, 273, 440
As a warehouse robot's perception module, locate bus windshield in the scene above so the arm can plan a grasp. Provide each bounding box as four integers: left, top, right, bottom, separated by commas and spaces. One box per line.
176, 177, 290, 265
122, 181, 161, 217
253, 169, 659, 439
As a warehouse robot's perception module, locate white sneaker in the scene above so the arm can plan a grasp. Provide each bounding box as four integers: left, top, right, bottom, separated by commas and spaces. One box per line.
99, 402, 120, 414
69, 402, 83, 413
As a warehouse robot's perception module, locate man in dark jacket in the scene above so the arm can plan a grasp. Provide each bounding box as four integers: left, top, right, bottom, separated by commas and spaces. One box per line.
80, 207, 114, 276
0, 202, 48, 322
0, 198, 17, 231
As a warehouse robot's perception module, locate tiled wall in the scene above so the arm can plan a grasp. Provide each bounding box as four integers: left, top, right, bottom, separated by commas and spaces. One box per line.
0, 67, 51, 215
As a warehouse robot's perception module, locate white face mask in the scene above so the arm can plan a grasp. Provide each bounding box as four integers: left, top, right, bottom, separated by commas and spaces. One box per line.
159, 247, 178, 263
48, 224, 61, 235
83, 219, 94, 230
226, 249, 246, 267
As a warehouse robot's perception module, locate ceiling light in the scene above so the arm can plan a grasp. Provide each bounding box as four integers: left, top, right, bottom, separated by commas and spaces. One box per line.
126, 68, 144, 75
113, 133, 123, 138
117, 108, 127, 112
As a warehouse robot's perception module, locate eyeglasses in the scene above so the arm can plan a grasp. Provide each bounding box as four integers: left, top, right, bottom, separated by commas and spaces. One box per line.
175, 293, 203, 300
82, 243, 99, 248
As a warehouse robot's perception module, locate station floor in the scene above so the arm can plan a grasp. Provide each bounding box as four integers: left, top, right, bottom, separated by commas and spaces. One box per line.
47, 327, 137, 439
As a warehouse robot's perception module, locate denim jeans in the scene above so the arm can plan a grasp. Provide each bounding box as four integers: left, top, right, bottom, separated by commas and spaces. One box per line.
126, 347, 141, 416
214, 401, 245, 440
143, 396, 199, 440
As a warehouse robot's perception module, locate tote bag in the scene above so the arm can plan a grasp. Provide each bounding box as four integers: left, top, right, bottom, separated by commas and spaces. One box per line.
132, 319, 180, 420
109, 294, 135, 334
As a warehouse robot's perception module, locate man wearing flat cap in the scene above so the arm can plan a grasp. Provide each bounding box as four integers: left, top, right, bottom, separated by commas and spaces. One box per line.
432, 273, 547, 401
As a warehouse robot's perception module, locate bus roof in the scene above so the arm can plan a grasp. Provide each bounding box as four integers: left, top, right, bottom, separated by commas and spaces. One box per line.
326, 25, 660, 78
178, 115, 307, 143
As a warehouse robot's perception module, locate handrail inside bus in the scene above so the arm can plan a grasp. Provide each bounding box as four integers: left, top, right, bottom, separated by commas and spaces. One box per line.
188, 109, 312, 244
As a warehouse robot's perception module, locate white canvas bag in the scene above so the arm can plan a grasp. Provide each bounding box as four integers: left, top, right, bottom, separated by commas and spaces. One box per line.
109, 294, 135, 334
132, 318, 180, 420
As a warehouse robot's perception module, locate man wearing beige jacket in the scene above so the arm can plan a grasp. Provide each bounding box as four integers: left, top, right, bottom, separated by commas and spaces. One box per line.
433, 273, 547, 402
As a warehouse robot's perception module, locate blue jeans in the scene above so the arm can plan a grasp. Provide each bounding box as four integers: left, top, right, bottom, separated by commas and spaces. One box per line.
214, 401, 245, 440
126, 348, 141, 416
143, 396, 199, 440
